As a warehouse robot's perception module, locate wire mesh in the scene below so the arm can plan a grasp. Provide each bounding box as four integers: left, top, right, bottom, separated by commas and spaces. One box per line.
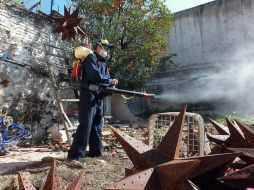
148, 112, 205, 157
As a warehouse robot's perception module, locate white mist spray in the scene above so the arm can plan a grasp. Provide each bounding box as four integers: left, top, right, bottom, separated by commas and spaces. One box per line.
157, 48, 254, 114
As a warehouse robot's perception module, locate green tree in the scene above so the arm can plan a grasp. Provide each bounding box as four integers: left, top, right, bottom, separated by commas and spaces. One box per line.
72, 0, 172, 89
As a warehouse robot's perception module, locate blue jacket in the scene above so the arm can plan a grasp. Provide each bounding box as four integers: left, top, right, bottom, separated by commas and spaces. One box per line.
81, 53, 112, 100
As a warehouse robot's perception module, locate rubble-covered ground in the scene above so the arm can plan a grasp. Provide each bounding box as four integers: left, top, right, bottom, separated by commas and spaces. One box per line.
2, 113, 250, 189
0, 152, 132, 190
0, 125, 147, 190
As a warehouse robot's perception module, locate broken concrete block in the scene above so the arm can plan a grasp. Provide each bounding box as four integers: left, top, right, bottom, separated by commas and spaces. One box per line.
47, 123, 64, 134
50, 130, 62, 142
59, 130, 68, 143
102, 131, 112, 137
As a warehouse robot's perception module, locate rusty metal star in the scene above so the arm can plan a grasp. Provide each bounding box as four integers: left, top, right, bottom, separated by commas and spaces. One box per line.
18, 157, 84, 190
207, 117, 253, 156
107, 105, 239, 190
209, 118, 230, 135
227, 148, 254, 165
52, 6, 83, 41
219, 163, 254, 188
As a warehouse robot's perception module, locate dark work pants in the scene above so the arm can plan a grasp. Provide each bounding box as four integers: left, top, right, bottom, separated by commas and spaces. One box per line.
68, 90, 104, 160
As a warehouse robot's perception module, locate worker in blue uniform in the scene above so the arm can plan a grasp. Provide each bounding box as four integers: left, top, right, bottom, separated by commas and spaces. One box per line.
68, 39, 118, 161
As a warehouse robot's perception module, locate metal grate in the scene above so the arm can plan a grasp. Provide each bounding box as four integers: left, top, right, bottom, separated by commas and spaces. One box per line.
148, 112, 205, 157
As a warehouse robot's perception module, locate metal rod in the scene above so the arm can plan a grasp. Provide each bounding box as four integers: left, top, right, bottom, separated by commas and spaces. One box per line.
0, 57, 26, 67
103, 87, 156, 99
77, 26, 88, 37
60, 99, 79, 102
50, 0, 54, 14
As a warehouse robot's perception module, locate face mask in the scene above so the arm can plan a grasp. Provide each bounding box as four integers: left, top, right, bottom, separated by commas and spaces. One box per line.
98, 49, 108, 59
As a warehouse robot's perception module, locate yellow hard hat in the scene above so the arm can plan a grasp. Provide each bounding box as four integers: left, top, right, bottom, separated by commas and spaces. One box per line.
74, 46, 93, 61
96, 39, 113, 48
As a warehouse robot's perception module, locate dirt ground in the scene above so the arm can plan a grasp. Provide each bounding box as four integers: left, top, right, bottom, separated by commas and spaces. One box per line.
0, 150, 132, 190
0, 129, 155, 190
0, 125, 149, 190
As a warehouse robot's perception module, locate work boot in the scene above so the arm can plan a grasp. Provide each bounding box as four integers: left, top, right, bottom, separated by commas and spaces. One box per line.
66, 157, 86, 168
0, 147, 7, 156
85, 151, 102, 158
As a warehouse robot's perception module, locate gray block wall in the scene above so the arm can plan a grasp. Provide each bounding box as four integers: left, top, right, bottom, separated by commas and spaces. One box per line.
168, 0, 254, 66
0, 1, 73, 143
140, 0, 254, 115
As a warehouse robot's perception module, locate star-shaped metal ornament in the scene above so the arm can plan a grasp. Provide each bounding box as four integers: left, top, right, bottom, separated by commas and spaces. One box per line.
18, 157, 84, 190
206, 118, 254, 188
225, 121, 254, 165
219, 163, 254, 188
206, 117, 254, 157
52, 6, 83, 41
107, 105, 239, 190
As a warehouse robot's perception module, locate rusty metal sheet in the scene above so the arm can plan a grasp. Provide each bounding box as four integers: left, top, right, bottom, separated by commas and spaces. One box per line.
43, 159, 61, 190
206, 133, 229, 145
106, 168, 161, 190
225, 117, 245, 144
110, 126, 151, 169
227, 147, 254, 164
192, 174, 237, 190
181, 152, 240, 178
141, 149, 170, 167
156, 104, 187, 159
209, 118, 230, 135
41, 156, 55, 163
64, 170, 84, 190
219, 164, 254, 187
173, 181, 200, 190
155, 159, 199, 189
18, 172, 36, 190
229, 159, 249, 170
209, 145, 225, 154
125, 168, 139, 176
230, 140, 252, 148
234, 119, 254, 147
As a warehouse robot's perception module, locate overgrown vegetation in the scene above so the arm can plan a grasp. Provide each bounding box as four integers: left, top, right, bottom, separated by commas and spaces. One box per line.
204, 113, 254, 124
72, 0, 172, 89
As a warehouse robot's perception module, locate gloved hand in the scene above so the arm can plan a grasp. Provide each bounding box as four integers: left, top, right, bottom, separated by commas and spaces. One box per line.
110, 79, 118, 86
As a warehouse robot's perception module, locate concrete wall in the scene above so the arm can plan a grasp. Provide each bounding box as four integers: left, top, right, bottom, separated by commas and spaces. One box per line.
130, 0, 254, 115
0, 1, 73, 143
168, 0, 254, 66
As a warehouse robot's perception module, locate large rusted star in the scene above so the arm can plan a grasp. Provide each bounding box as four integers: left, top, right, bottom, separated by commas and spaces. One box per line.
107, 105, 239, 190
227, 148, 254, 165
225, 120, 254, 165
18, 157, 84, 190
207, 117, 254, 156
51, 6, 83, 41
219, 163, 254, 188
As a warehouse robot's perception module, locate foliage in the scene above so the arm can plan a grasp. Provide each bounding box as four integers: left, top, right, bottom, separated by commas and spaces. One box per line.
204, 113, 254, 125
157, 53, 178, 72
14, 0, 22, 4
72, 0, 172, 89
